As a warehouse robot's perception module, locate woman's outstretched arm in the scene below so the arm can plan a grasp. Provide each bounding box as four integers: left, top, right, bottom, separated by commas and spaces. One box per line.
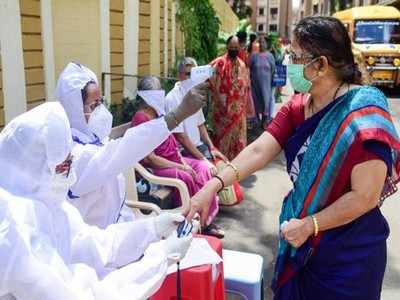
186, 131, 281, 225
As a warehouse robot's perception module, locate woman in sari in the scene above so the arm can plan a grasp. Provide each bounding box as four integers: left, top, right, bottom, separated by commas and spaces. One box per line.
210, 35, 249, 161
131, 76, 224, 238
188, 17, 400, 299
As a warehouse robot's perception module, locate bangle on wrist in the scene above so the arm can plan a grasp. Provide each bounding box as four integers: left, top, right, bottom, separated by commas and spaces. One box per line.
213, 175, 225, 193
226, 162, 240, 182
311, 215, 319, 237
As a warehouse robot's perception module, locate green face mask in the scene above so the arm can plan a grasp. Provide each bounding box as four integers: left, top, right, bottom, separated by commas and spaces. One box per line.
287, 59, 318, 94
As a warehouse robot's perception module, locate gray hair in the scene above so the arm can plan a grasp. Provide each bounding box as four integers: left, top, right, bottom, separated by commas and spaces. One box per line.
178, 57, 198, 74
138, 76, 162, 90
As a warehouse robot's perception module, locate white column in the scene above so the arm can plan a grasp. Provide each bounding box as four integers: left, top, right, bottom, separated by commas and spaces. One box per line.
124, 0, 139, 98
41, 0, 56, 101
163, 0, 168, 76
0, 0, 27, 122
100, 0, 111, 104
171, 1, 176, 66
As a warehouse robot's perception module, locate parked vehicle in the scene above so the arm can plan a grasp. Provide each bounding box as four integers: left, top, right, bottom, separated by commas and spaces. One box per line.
334, 6, 400, 88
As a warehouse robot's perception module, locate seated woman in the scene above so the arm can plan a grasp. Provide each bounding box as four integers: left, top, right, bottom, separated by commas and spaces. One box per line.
131, 76, 224, 238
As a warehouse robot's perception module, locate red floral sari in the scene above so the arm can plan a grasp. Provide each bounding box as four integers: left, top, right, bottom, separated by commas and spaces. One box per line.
210, 54, 249, 161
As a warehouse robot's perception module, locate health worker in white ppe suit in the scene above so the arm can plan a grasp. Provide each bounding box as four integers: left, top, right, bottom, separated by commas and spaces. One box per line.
56, 63, 208, 228
0, 102, 192, 300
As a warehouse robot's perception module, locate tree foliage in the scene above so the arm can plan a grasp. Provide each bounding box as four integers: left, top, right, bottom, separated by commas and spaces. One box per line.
176, 0, 220, 65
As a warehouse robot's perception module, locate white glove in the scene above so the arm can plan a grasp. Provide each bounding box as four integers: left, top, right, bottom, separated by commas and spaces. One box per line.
154, 213, 185, 239
164, 233, 193, 265
191, 219, 201, 234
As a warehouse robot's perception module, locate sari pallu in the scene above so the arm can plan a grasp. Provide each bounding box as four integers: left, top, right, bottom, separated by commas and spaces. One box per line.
272, 87, 400, 298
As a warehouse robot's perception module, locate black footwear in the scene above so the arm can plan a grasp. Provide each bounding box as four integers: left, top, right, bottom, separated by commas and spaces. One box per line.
202, 223, 225, 239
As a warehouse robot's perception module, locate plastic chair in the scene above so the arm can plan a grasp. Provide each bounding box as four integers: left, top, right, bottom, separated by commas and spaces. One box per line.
110, 122, 191, 215
222, 249, 264, 300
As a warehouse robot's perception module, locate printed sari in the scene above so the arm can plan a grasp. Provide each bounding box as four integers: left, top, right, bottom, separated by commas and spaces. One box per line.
210, 54, 249, 161
268, 87, 400, 299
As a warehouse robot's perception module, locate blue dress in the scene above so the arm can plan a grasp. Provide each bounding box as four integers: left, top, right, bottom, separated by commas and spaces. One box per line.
250, 52, 275, 120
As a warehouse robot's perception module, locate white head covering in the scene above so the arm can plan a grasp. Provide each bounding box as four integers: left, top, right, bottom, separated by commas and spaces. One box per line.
137, 90, 166, 116
56, 62, 98, 136
0, 102, 72, 205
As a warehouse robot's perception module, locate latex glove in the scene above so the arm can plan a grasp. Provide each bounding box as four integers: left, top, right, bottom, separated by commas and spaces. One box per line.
154, 213, 185, 239
191, 219, 201, 234
165, 82, 209, 130
164, 233, 193, 265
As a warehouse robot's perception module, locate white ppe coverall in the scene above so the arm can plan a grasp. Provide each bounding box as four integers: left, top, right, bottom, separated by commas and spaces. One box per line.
0, 103, 184, 300
56, 62, 171, 228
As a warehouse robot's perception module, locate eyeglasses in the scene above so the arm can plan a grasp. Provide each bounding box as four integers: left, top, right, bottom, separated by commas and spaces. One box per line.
288, 50, 315, 64
84, 97, 104, 113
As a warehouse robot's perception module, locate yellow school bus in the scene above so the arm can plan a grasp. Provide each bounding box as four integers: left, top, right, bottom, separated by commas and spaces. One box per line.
334, 6, 400, 87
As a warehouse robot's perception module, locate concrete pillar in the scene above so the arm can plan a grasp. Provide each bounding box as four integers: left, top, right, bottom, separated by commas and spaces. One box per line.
0, 0, 27, 121
100, 0, 111, 103
41, 0, 56, 101
124, 0, 139, 98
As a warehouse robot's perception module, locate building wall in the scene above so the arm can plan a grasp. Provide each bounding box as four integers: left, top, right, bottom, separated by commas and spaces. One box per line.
20, 0, 46, 111
149, 0, 160, 76
110, 0, 124, 104
255, 0, 268, 33
268, 0, 280, 33
279, 0, 292, 38
160, 1, 165, 76
138, 0, 151, 75
0, 0, 184, 129
250, 0, 258, 31
168, 0, 173, 71
52, 0, 102, 81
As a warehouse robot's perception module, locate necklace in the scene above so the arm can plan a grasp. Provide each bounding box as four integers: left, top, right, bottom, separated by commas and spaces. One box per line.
309, 81, 346, 115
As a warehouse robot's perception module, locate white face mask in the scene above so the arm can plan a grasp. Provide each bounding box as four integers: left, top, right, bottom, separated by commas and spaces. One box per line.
137, 90, 166, 116
87, 104, 113, 140
51, 169, 77, 198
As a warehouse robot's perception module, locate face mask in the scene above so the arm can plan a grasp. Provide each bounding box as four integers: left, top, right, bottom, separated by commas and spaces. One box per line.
228, 49, 239, 59
287, 59, 319, 94
51, 169, 77, 198
87, 104, 113, 140
137, 90, 166, 116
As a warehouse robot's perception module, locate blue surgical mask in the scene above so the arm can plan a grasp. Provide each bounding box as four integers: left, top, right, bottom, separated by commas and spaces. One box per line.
287, 59, 319, 94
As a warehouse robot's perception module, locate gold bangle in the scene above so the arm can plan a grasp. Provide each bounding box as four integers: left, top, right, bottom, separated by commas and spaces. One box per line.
226, 162, 240, 182
311, 215, 319, 237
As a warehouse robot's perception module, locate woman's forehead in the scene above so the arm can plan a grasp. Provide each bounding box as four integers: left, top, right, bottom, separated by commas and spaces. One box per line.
86, 84, 101, 100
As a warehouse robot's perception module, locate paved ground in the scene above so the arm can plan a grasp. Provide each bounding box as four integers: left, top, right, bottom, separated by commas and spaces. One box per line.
216, 87, 400, 299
